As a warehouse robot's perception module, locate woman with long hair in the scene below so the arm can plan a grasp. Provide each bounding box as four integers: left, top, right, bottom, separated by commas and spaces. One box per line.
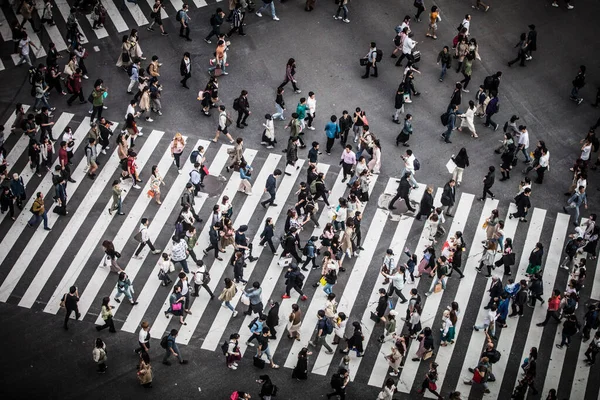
102, 240, 123, 273
149, 165, 164, 204
279, 58, 300, 93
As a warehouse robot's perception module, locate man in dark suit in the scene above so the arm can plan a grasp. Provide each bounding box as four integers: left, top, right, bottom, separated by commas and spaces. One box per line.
388, 172, 415, 212
479, 166, 495, 201
415, 186, 434, 220
180, 52, 191, 88
261, 169, 282, 208
441, 179, 456, 217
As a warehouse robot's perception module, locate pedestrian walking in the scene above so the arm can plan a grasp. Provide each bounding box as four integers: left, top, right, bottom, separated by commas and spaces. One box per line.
292, 347, 311, 379
108, 180, 125, 216
204, 8, 225, 43
218, 277, 238, 317
162, 329, 189, 365
483, 91, 500, 130
326, 368, 349, 399
135, 321, 151, 354
178, 3, 192, 41
451, 148, 470, 186
570, 65, 586, 105
115, 272, 139, 305
388, 172, 415, 212
214, 105, 235, 143
536, 289, 562, 326
508, 33, 527, 67
396, 114, 413, 146
243, 281, 264, 316
256, 0, 279, 20
563, 186, 588, 226
584, 331, 600, 365
133, 218, 161, 258
426, 6, 440, 40
361, 42, 379, 79
27, 192, 51, 231
96, 297, 117, 332
440, 179, 456, 216
60, 285, 81, 330
147, 0, 168, 35
92, 338, 108, 373
437, 46, 452, 81
411, 327, 434, 361
261, 169, 282, 208
255, 327, 280, 369
442, 104, 458, 143
234, 90, 251, 129
309, 309, 334, 354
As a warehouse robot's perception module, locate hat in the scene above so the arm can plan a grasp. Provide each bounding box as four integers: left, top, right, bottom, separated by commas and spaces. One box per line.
238, 225, 248, 233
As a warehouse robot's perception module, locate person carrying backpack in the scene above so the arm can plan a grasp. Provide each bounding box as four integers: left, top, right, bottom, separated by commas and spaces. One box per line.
570, 65, 586, 105
177, 3, 192, 41
283, 264, 308, 300
204, 7, 225, 43
308, 309, 334, 354
362, 42, 379, 79
257, 374, 278, 399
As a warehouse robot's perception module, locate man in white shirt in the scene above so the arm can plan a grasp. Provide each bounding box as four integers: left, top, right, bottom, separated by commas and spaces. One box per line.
402, 36, 416, 63
534, 148, 549, 184
306, 92, 317, 130
517, 125, 530, 162
400, 149, 419, 188
135, 321, 151, 354
213, 105, 234, 143
18, 33, 37, 66
461, 14, 471, 36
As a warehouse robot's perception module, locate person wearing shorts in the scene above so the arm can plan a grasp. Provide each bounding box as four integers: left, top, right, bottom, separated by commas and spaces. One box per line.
147, 0, 168, 35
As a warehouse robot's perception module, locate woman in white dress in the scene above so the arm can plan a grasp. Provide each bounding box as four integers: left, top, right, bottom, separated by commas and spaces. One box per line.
115, 35, 132, 68
128, 29, 145, 60
367, 139, 382, 174
424, 213, 440, 245
458, 100, 477, 138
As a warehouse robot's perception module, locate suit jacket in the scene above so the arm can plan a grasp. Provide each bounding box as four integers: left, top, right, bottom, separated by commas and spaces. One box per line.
397, 177, 411, 198
483, 171, 495, 187
419, 191, 434, 215
441, 183, 455, 206
180, 58, 191, 76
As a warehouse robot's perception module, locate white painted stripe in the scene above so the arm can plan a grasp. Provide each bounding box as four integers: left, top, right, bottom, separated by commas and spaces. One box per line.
0, 117, 104, 302
507, 212, 570, 399
126, 2, 149, 26
398, 196, 497, 393
14, 15, 47, 59
326, 180, 416, 381
169, 0, 184, 13
459, 206, 543, 399
282, 173, 380, 370
80, 135, 184, 319
569, 254, 600, 400
0, 58, 5, 71
34, 0, 68, 52
55, 0, 89, 43
369, 190, 474, 387
147, 149, 258, 340
4, 105, 31, 165
0, 8, 13, 40
0, 111, 69, 228
43, 129, 164, 314
191, 153, 289, 347
18, 124, 126, 308
541, 218, 588, 397
262, 167, 361, 357
145, 0, 168, 20
235, 164, 331, 356
121, 144, 231, 333
191, 0, 207, 8
91, 138, 206, 324
103, 0, 130, 32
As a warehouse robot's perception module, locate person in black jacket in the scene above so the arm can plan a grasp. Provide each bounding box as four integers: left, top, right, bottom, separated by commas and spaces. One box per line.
393, 85, 405, 124
261, 169, 282, 208
452, 147, 469, 186
375, 288, 389, 322
259, 217, 276, 254
257, 374, 276, 399
556, 314, 581, 349
266, 301, 280, 340
180, 52, 191, 88
283, 265, 306, 300
338, 110, 353, 145
415, 186, 434, 220
441, 179, 456, 217
510, 188, 531, 222
483, 71, 502, 95
570, 65, 586, 105
285, 137, 299, 176
235, 90, 251, 128
509, 279, 528, 317
313, 172, 330, 206
448, 231, 466, 278
525, 24, 537, 60
203, 221, 223, 261
448, 83, 462, 112
499, 135, 516, 181
282, 226, 302, 262
388, 172, 415, 212
484, 276, 503, 309
479, 166, 495, 201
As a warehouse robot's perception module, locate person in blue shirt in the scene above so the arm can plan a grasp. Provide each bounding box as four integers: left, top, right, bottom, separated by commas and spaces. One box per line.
163, 329, 188, 365
324, 115, 340, 154
442, 104, 458, 144
261, 169, 282, 208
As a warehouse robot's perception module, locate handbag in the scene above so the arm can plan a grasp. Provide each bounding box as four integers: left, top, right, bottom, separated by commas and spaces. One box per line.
482, 221, 489, 229
171, 302, 182, 311
359, 57, 369, 66
319, 276, 327, 286
59, 293, 67, 308
503, 252, 516, 266
147, 189, 155, 198
240, 293, 250, 305
428, 381, 438, 391
134, 231, 143, 242
253, 355, 266, 369
202, 165, 210, 176
423, 350, 433, 360
370, 311, 381, 323
122, 51, 130, 63
434, 283, 443, 293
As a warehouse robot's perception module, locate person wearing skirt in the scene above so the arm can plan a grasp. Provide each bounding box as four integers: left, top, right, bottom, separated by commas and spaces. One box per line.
115, 36, 133, 69
396, 114, 413, 147
458, 100, 478, 137
292, 347, 311, 380
225, 333, 242, 370
412, 327, 434, 361
288, 303, 303, 340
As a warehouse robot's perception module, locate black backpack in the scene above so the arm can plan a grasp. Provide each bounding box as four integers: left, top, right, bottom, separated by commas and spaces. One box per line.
483, 75, 494, 90
488, 349, 501, 364
248, 317, 259, 330
210, 14, 217, 26
330, 373, 343, 388
375, 49, 383, 62
220, 340, 229, 355
296, 272, 305, 286
440, 112, 450, 126
127, 64, 134, 76
160, 335, 169, 349
175, 9, 183, 22
233, 97, 240, 111
413, 158, 421, 171
189, 150, 199, 163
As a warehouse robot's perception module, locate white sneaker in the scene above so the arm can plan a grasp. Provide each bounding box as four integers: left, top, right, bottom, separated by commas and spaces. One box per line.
567, 4, 574, 9
138, 132, 143, 136
222, 72, 229, 75
233, 362, 238, 367
343, 19, 350, 23
273, 16, 279, 21
101, 149, 106, 154
308, 126, 315, 130
146, 118, 153, 122
102, 106, 108, 110
228, 365, 237, 370
404, 99, 413, 103
551, 2, 558, 6
333, 15, 339, 20
133, 185, 141, 189
256, 12, 263, 17
246, 341, 255, 347
105, 146, 110, 150
266, 145, 274, 149
233, 310, 238, 317
88, 109, 93, 114
157, 111, 163, 116
178, 169, 182, 174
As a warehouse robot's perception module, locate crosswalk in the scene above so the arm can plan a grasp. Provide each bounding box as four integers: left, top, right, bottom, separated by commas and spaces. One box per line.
0, 0, 224, 71
0, 108, 599, 399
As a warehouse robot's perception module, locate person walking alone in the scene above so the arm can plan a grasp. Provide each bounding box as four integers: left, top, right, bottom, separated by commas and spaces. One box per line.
178, 3, 192, 41
479, 166, 495, 201
61, 286, 81, 330
180, 52, 191, 89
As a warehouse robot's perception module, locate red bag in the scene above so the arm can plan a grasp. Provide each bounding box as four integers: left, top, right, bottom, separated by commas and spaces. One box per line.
472, 368, 483, 384
202, 165, 209, 176
428, 381, 437, 391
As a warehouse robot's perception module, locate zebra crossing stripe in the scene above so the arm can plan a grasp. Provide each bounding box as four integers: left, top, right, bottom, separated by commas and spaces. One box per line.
507, 212, 569, 398
569, 253, 600, 400
541, 219, 587, 397
80, 134, 188, 319
92, 138, 207, 325
121, 143, 231, 333
398, 196, 496, 393
0, 115, 86, 303
18, 122, 123, 308
103, 0, 130, 33
4, 105, 32, 167
325, 179, 416, 381
260, 168, 348, 357
0, 8, 13, 40
125, 2, 149, 27
55, 0, 89, 43
43, 129, 164, 314
235, 163, 332, 356
34, 0, 68, 52
148, 148, 258, 340
282, 173, 380, 370
196, 154, 296, 349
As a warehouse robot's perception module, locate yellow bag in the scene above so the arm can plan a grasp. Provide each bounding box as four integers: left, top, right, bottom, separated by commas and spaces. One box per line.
319, 276, 327, 286
482, 221, 488, 229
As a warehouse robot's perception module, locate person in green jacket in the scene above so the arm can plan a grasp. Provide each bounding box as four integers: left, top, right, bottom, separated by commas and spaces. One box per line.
185, 226, 202, 266
90, 81, 106, 124
295, 97, 308, 131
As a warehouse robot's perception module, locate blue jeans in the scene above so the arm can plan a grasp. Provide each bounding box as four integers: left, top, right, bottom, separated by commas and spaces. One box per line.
571, 86, 579, 99
28, 210, 49, 228
440, 64, 447, 80
323, 283, 334, 294
427, 275, 446, 294
34, 96, 51, 111
443, 125, 453, 141
400, 168, 418, 186
520, 147, 531, 162
174, 259, 189, 274
257, 345, 273, 361
223, 301, 234, 312
335, 5, 348, 19
163, 344, 183, 363
474, 322, 496, 338
560, 332, 572, 347
272, 103, 285, 120
257, 2, 277, 17
208, 60, 226, 73
116, 286, 134, 301
566, 203, 581, 224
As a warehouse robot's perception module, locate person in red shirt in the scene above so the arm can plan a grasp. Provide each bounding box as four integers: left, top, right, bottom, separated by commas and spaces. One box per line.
128, 151, 141, 189
536, 289, 561, 326
58, 141, 75, 183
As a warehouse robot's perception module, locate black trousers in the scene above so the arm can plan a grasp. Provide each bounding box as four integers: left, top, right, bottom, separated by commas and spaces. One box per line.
285, 281, 304, 296
180, 72, 191, 86
135, 341, 150, 354
205, 241, 220, 258
96, 316, 116, 332
283, 248, 302, 263
260, 237, 276, 253
180, 24, 190, 39
364, 63, 378, 77
541, 310, 561, 325
482, 184, 494, 199
64, 307, 80, 328
135, 239, 156, 256
302, 256, 317, 268
237, 109, 249, 126
340, 128, 349, 146
314, 191, 330, 206
508, 51, 526, 67
261, 190, 276, 206
204, 26, 220, 41
326, 137, 335, 154
389, 192, 415, 211
388, 286, 407, 302
279, 78, 299, 92
193, 282, 214, 298
90, 105, 103, 122
227, 24, 244, 36
511, 302, 524, 316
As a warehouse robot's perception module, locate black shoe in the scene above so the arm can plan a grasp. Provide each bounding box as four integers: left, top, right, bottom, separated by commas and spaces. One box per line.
236, 124, 244, 129
163, 361, 172, 366
242, 122, 248, 126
